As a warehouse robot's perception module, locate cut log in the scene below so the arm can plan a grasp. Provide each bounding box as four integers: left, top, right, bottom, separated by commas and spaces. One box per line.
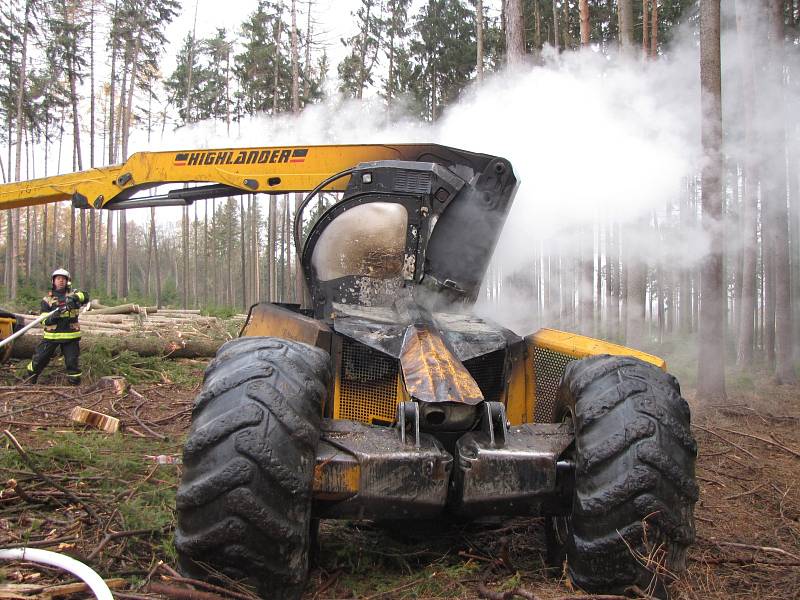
90, 299, 110, 310
70, 406, 121, 433
11, 331, 222, 359
87, 303, 140, 315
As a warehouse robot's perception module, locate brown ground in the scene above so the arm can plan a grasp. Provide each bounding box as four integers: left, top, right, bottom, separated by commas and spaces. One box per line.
0, 360, 798, 600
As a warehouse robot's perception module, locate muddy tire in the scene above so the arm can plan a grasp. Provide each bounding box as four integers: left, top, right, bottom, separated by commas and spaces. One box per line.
174, 337, 330, 600
552, 355, 698, 597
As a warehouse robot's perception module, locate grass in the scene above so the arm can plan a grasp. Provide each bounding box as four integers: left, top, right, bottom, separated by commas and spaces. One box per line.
81, 344, 204, 385
1, 429, 182, 539
13, 341, 206, 386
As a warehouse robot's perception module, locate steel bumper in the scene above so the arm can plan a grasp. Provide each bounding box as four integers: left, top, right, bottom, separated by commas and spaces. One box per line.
312, 403, 574, 519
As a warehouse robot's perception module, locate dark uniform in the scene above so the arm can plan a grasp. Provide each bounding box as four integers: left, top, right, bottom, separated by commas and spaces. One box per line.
27, 287, 89, 384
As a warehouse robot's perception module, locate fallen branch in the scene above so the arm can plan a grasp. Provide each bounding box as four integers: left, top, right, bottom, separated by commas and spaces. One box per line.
147, 582, 224, 600
86, 528, 159, 562
160, 576, 258, 600
704, 538, 800, 561
2, 429, 101, 524
693, 424, 757, 460
716, 427, 800, 459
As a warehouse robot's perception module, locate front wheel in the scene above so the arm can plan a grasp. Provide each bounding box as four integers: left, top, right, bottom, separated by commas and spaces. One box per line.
174, 337, 330, 600
552, 355, 698, 598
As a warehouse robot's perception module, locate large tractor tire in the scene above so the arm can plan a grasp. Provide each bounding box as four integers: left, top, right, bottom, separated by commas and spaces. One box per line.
551, 355, 698, 598
175, 337, 330, 600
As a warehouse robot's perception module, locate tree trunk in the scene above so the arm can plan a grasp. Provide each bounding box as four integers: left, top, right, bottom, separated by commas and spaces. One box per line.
618, 0, 634, 50
106, 211, 114, 294
505, 0, 525, 62
767, 0, 795, 383
291, 0, 300, 112
642, 0, 650, 54
650, 0, 659, 56
10, 0, 33, 299
477, 0, 485, 79
697, 0, 726, 401
736, 0, 757, 367
269, 195, 277, 301
579, 0, 590, 46
240, 196, 247, 311
12, 332, 224, 360
108, 0, 118, 164
273, 19, 283, 112
552, 0, 560, 49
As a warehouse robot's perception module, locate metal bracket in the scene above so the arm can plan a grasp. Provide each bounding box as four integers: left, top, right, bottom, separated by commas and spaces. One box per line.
397, 401, 421, 448
481, 401, 508, 448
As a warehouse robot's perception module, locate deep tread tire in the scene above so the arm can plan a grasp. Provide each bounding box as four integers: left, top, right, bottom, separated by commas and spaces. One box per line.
555, 355, 698, 597
175, 337, 330, 600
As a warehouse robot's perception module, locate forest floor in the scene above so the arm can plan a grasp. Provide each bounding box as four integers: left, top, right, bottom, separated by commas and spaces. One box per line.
0, 356, 797, 600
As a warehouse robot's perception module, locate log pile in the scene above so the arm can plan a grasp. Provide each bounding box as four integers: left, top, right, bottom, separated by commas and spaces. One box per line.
11, 303, 247, 359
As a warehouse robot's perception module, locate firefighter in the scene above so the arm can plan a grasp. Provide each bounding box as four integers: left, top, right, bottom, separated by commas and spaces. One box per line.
26, 268, 90, 385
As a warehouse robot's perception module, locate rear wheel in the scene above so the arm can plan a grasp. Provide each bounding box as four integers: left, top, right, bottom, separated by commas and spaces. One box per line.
550, 355, 698, 597
175, 337, 330, 600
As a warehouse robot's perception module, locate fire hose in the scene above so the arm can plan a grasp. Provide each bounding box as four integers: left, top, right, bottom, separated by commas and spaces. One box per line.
0, 308, 59, 350
0, 548, 114, 600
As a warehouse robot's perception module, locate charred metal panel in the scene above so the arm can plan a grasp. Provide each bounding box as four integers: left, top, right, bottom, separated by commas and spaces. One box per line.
399, 324, 483, 405
312, 419, 452, 519
452, 422, 574, 517
435, 312, 519, 361
424, 158, 517, 305
332, 315, 406, 357
463, 350, 506, 404
240, 302, 332, 352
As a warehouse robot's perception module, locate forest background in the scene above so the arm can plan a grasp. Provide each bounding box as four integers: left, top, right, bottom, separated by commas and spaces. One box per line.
0, 0, 799, 401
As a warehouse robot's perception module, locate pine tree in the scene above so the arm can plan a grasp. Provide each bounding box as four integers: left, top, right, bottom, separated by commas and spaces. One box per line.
404, 0, 476, 121
338, 0, 384, 99
234, 1, 292, 115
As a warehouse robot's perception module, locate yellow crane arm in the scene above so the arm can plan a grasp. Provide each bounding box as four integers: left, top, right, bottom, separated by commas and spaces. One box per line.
0, 143, 474, 210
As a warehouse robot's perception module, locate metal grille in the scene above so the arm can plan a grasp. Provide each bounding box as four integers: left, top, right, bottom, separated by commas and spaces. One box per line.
532, 345, 576, 422
338, 338, 399, 424
463, 350, 505, 403
394, 171, 432, 193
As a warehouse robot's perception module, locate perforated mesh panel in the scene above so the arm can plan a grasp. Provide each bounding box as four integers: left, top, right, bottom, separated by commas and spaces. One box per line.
532, 346, 576, 422
338, 338, 399, 424
463, 350, 505, 403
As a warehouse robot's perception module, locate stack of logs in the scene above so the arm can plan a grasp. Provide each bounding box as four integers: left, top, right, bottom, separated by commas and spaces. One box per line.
11, 300, 247, 359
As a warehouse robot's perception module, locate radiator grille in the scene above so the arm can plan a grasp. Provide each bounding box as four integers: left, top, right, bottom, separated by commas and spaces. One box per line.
532, 346, 576, 422
463, 350, 505, 403
338, 338, 399, 424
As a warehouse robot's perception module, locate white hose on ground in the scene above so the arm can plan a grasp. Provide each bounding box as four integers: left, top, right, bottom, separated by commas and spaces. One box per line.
0, 547, 114, 600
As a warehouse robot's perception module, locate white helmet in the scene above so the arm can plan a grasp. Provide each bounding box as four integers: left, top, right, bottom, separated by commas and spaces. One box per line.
52, 268, 70, 280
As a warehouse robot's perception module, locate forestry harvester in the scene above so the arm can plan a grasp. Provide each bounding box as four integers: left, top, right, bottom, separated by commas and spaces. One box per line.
0, 144, 698, 599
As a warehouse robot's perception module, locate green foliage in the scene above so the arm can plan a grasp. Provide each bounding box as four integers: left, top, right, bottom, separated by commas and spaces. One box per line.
165, 29, 233, 124
79, 342, 203, 386
233, 0, 292, 116
405, 0, 477, 121
0, 430, 180, 536
201, 305, 238, 319
338, 0, 385, 98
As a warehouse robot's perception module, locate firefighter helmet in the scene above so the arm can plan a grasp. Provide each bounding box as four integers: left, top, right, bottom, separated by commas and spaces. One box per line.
51, 268, 71, 281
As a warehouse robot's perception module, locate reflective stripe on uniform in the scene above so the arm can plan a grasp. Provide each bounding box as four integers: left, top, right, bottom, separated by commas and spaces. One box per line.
27, 362, 34, 372
43, 331, 82, 340
76, 291, 85, 302
67, 371, 82, 378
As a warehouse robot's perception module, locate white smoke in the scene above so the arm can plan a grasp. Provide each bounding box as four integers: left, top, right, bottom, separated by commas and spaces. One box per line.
121, 6, 799, 335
